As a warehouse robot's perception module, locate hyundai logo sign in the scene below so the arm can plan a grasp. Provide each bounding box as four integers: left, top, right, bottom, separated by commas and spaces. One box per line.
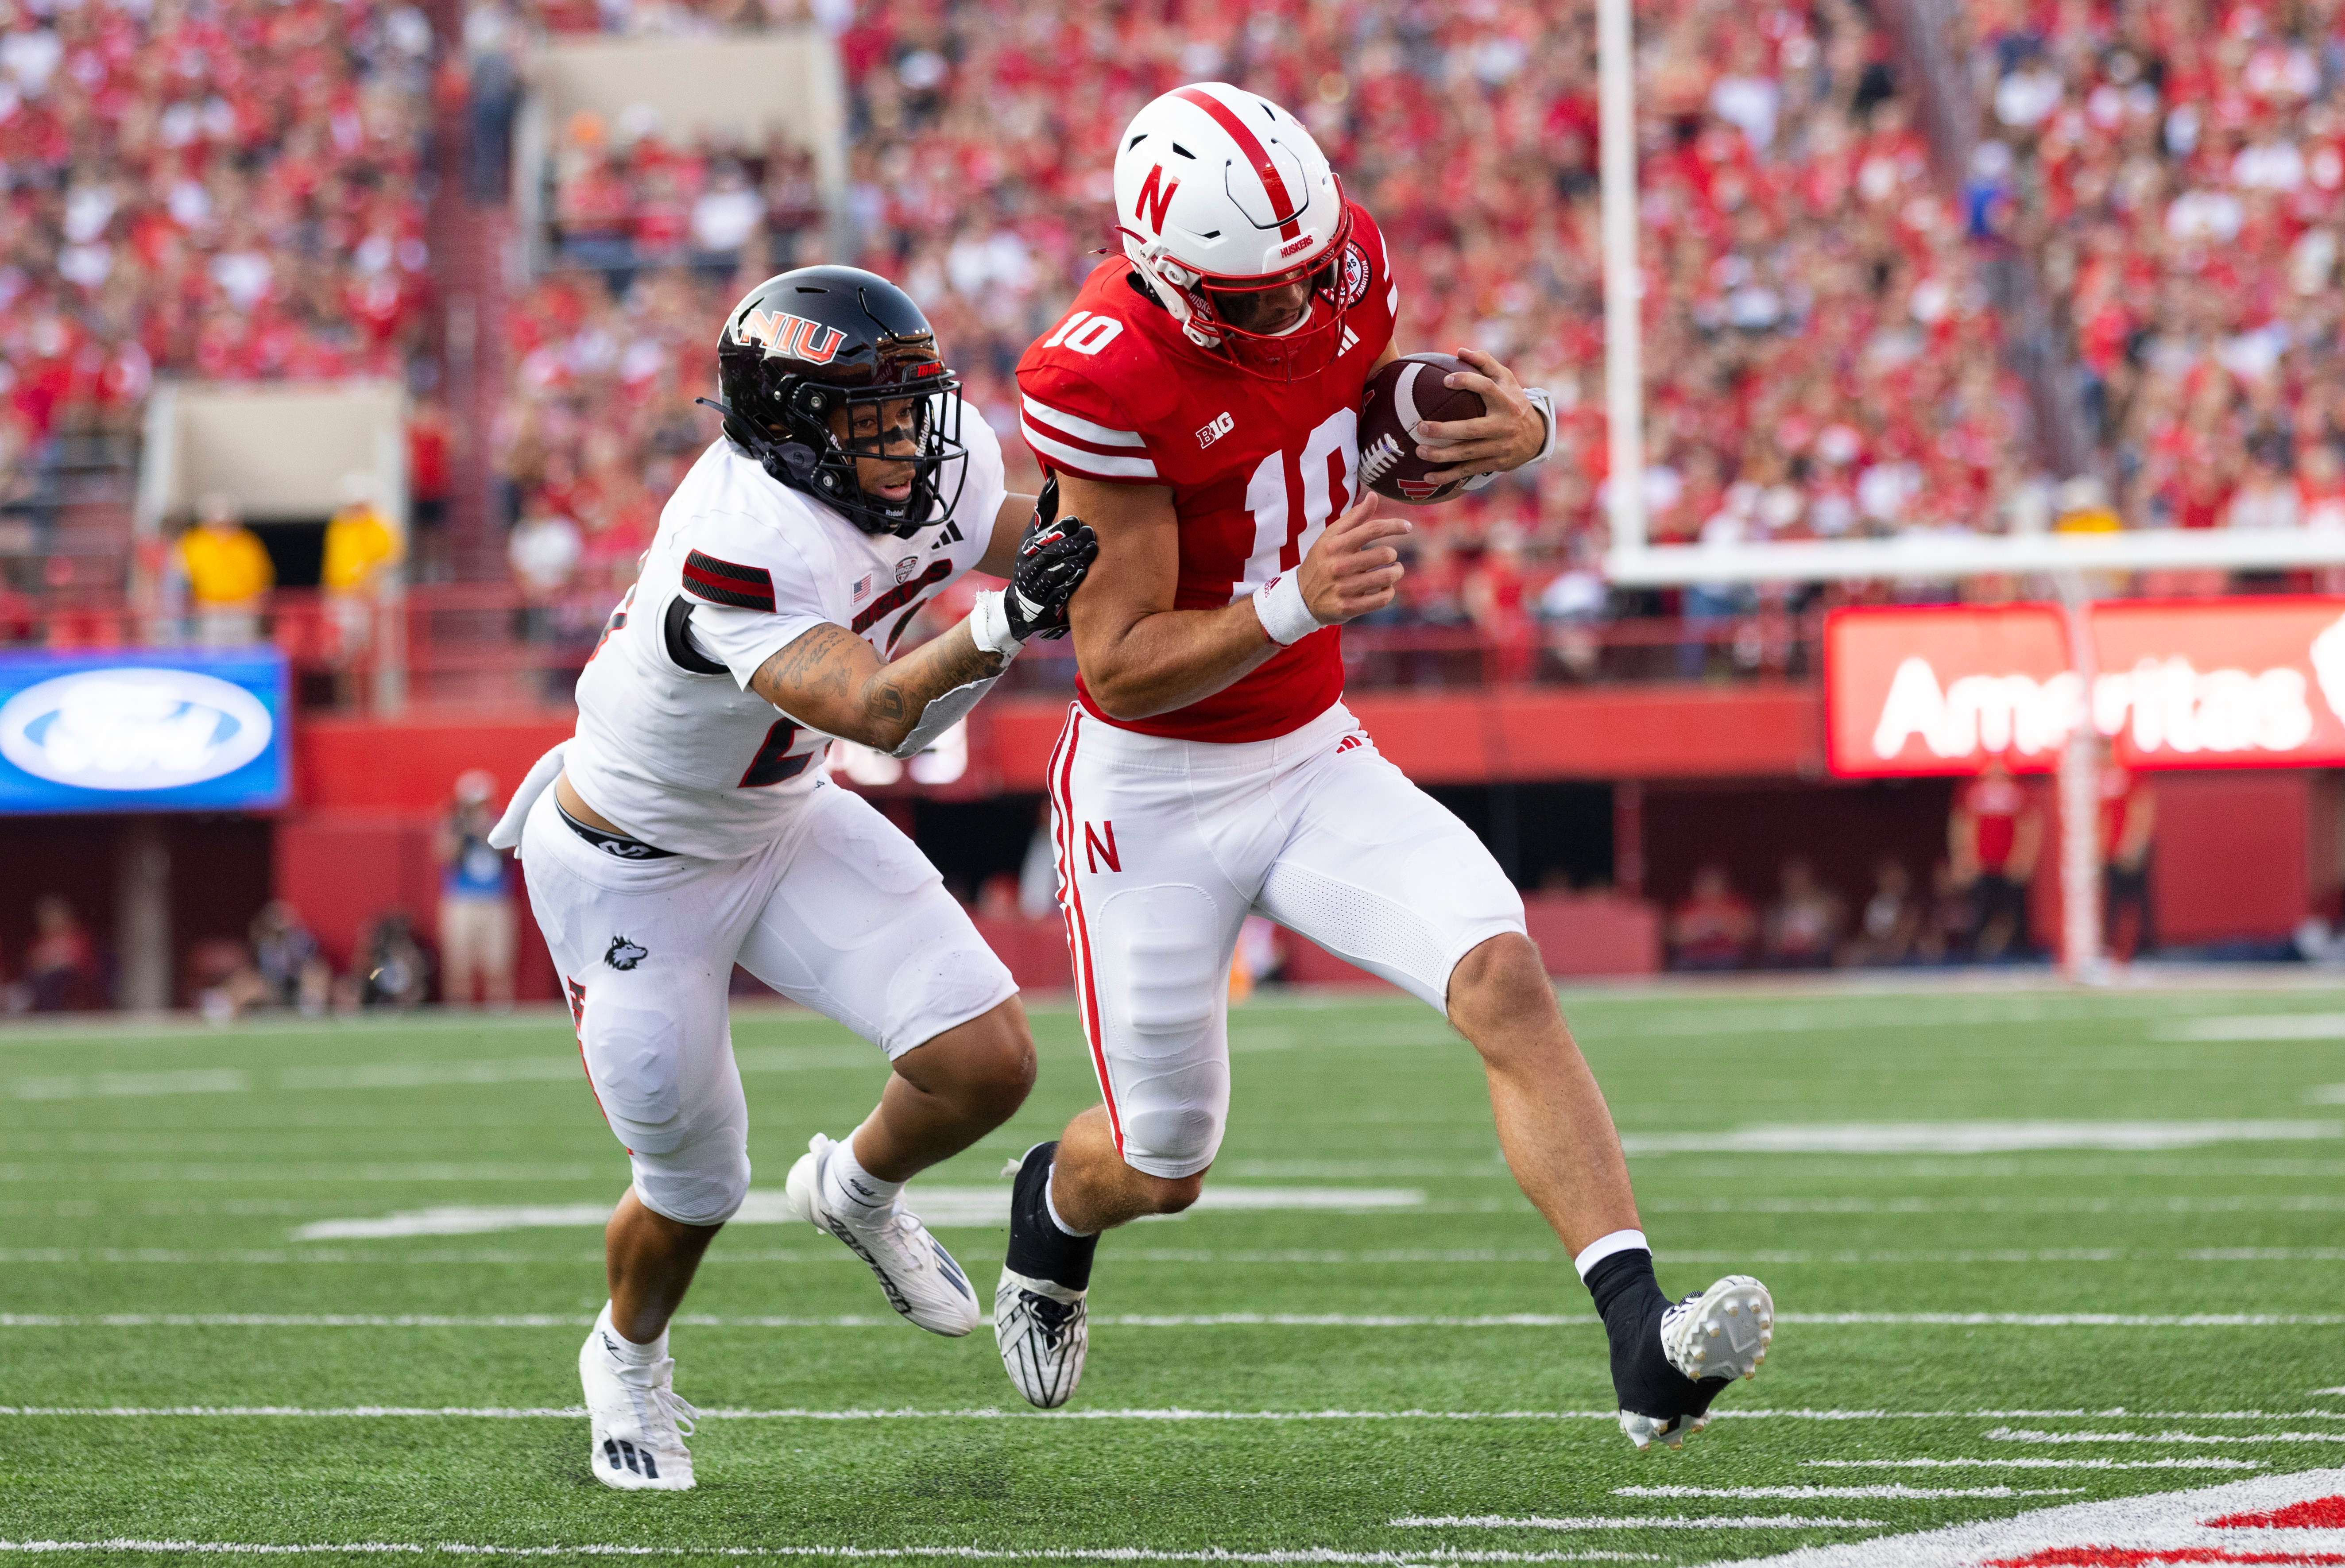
0, 650, 289, 814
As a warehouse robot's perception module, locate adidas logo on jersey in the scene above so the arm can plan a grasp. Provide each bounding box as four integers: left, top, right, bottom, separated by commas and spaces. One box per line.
1196, 411, 1234, 448
932, 520, 966, 550
1338, 325, 1360, 357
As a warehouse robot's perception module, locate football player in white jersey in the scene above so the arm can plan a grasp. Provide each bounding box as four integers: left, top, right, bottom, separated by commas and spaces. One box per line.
485, 267, 1097, 1491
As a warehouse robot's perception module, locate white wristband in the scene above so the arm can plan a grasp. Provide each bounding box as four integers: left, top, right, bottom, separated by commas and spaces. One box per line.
1251, 571, 1322, 646
969, 588, 1017, 656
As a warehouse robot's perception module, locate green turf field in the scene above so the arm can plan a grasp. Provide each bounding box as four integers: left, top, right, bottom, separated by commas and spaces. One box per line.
4, 977, 2345, 1565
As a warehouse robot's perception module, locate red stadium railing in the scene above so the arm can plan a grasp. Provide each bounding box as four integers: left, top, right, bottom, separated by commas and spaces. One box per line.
0, 585, 1826, 712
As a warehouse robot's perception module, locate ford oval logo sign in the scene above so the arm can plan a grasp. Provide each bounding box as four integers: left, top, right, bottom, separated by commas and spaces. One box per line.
0, 668, 276, 791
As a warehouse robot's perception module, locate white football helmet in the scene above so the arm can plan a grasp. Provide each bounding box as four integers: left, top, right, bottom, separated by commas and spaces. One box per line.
1112, 81, 1357, 379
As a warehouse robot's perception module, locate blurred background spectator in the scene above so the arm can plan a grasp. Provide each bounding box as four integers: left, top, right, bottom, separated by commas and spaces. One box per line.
2101, 758, 2158, 960
437, 769, 517, 1009
20, 896, 102, 1013
1670, 862, 1759, 971
1950, 757, 2043, 960
178, 496, 274, 646
1841, 856, 1923, 967
1762, 856, 1845, 968
356, 912, 432, 1010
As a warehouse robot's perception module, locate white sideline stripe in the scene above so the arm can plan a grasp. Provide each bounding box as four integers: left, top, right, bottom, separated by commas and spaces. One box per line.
2166, 1012, 2345, 1040
5, 1311, 2342, 1330
1801, 1459, 2262, 1470
0, 1048, 868, 1103
1986, 1425, 2345, 1445
1618, 1121, 2345, 1154
1390, 1518, 1881, 1532
1707, 1466, 2345, 1567
1613, 1487, 2075, 1500
0, 1545, 1653, 1564
6, 1406, 2337, 1424
1019, 422, 1160, 480
1642, 1196, 2345, 1213
1018, 395, 1147, 447
14, 1246, 2345, 1267
292, 1185, 1423, 1240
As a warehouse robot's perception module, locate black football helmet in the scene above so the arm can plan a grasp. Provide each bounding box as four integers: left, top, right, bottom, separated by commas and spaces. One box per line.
701, 266, 967, 538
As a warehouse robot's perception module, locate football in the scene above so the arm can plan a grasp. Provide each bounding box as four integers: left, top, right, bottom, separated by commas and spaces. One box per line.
1357, 352, 1487, 504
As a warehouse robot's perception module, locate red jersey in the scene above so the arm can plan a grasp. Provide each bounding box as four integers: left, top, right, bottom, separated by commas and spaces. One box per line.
1961, 774, 2029, 873
1015, 200, 1401, 742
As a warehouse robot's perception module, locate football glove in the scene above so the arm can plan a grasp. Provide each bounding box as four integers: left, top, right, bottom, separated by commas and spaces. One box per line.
1005, 476, 1098, 642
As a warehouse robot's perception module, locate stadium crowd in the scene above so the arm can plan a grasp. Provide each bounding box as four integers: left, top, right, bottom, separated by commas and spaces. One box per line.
0, 0, 437, 475
487, 0, 2034, 653
1971, 0, 2345, 537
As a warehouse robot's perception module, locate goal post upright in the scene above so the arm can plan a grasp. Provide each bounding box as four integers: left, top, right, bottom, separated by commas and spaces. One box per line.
1597, 0, 1646, 572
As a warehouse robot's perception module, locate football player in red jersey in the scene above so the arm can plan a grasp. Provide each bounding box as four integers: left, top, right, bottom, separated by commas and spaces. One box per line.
996, 82, 1775, 1445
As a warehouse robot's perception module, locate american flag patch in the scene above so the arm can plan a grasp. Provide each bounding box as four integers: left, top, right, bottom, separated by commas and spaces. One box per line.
852, 574, 874, 602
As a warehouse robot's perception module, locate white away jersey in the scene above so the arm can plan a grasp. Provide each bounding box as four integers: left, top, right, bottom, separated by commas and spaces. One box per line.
565, 398, 1006, 859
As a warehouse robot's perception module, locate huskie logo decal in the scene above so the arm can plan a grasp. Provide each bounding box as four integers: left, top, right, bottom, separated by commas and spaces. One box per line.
604, 935, 648, 972
735, 308, 847, 364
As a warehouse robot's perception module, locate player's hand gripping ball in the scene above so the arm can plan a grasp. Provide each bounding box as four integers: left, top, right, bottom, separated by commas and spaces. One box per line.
1357, 352, 1487, 504
1006, 475, 1100, 641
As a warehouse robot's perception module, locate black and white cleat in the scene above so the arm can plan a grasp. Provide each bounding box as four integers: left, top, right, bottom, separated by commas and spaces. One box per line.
783, 1133, 980, 1337
1618, 1274, 1773, 1452
994, 1266, 1089, 1409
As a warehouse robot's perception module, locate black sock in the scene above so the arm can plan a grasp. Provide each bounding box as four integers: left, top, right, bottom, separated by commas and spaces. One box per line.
1004, 1141, 1097, 1292
1584, 1247, 1718, 1418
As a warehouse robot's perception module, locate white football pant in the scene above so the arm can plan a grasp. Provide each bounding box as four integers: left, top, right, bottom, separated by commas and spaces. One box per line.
1046, 701, 1527, 1178
519, 778, 1017, 1225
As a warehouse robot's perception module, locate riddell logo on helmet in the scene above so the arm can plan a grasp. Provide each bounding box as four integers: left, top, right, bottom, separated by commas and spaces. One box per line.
736, 309, 847, 364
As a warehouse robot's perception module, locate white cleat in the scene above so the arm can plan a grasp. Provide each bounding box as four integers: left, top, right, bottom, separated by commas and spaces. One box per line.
578, 1307, 697, 1491
994, 1266, 1088, 1409
784, 1132, 979, 1336
1620, 1274, 1774, 1453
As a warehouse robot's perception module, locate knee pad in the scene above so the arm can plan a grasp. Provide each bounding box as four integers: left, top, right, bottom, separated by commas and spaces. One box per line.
631, 1135, 751, 1228
581, 1003, 686, 1153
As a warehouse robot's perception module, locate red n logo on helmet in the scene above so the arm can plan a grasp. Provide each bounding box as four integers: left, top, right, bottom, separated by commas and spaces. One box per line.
1134, 164, 1180, 234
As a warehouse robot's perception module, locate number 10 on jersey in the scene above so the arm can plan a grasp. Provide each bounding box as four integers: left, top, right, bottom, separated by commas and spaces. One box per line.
1237, 408, 1359, 602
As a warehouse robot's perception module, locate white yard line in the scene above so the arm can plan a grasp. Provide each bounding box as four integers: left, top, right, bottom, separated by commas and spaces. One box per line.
1800, 1459, 2261, 1470
10, 1246, 2345, 1268
5, 1311, 2341, 1330
0, 1543, 1652, 1563
1612, 1486, 2076, 1499
1620, 1122, 2345, 1154
1389, 1517, 1881, 1532
1, 1406, 2336, 1424
1985, 1426, 2345, 1445
2163, 1013, 2345, 1040
290, 1186, 1425, 1240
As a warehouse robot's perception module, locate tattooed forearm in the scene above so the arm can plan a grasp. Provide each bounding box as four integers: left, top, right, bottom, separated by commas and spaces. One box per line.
752, 620, 1005, 752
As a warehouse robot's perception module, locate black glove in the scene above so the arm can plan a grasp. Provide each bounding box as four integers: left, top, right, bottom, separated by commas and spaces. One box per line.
1005, 476, 1099, 642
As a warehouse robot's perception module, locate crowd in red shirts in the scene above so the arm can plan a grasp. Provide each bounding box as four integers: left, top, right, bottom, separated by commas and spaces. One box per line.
0, 0, 435, 481
1975, 0, 2345, 533
493, 0, 2034, 647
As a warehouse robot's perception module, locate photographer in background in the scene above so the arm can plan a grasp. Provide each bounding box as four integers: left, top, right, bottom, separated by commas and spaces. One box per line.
435, 770, 515, 1010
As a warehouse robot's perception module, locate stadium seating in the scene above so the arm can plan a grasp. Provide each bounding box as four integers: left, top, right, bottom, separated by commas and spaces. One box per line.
0, 0, 434, 586
1970, 0, 2345, 534
486, 0, 2032, 654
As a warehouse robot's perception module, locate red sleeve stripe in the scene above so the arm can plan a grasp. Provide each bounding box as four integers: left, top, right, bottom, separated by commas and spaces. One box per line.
1174, 85, 1303, 241
1021, 395, 1147, 448
1021, 417, 1161, 480
681, 550, 777, 613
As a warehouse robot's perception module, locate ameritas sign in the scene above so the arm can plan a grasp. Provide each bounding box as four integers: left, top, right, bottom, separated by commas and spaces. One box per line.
1824, 597, 2345, 776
